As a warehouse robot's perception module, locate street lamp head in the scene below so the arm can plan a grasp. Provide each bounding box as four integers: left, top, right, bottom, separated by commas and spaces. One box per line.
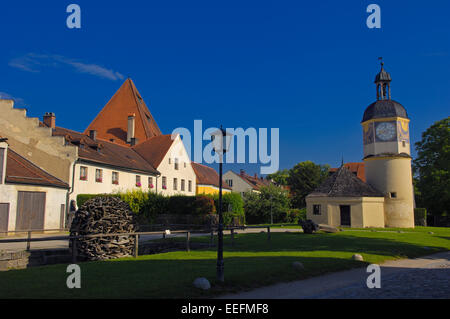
211, 126, 233, 155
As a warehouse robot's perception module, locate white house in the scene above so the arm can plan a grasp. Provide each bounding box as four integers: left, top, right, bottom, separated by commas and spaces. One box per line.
223, 169, 270, 197
0, 138, 69, 232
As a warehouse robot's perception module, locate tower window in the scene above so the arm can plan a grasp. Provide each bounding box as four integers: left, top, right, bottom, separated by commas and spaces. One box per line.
390, 192, 397, 198
402, 141, 406, 147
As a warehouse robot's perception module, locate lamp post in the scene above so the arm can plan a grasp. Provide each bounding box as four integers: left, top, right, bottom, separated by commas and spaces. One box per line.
211, 125, 232, 282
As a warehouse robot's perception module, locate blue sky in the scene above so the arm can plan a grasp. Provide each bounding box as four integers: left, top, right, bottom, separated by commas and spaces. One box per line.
1, 0, 449, 175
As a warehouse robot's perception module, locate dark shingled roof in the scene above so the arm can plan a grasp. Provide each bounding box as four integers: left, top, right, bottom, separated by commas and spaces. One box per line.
362, 99, 408, 122
52, 126, 159, 175
308, 166, 383, 198
374, 67, 392, 83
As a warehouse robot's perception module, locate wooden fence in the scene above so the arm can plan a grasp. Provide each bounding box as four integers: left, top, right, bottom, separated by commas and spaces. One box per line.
0, 225, 273, 263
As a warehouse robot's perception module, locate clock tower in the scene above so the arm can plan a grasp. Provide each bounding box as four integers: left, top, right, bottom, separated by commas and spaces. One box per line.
361, 61, 415, 228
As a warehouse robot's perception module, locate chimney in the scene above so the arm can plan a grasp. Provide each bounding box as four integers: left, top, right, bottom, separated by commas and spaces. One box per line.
43, 112, 56, 129
240, 169, 245, 176
127, 113, 135, 143
89, 130, 97, 141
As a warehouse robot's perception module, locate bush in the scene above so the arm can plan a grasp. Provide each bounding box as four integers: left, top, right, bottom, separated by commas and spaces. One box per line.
211, 192, 244, 214
414, 208, 427, 226
193, 196, 216, 215
286, 208, 306, 223
223, 212, 246, 226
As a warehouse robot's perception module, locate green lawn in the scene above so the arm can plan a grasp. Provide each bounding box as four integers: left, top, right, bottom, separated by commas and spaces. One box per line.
1, 226, 449, 298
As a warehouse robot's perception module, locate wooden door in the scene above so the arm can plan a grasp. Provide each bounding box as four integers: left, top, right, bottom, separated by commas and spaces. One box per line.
0, 203, 9, 233
16, 191, 46, 231
340, 205, 351, 226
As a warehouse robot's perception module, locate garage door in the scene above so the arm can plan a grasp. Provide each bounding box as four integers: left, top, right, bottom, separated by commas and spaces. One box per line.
0, 203, 9, 233
16, 191, 46, 231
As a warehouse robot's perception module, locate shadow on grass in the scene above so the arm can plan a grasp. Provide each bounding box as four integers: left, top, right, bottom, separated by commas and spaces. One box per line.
1, 231, 449, 299
0, 255, 365, 299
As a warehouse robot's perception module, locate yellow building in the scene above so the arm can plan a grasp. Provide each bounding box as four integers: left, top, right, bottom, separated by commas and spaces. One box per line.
191, 162, 231, 195
306, 61, 415, 228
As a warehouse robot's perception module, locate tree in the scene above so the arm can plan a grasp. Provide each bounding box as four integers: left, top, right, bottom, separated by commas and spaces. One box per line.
413, 117, 450, 221
243, 185, 290, 224
266, 169, 289, 186
287, 161, 330, 208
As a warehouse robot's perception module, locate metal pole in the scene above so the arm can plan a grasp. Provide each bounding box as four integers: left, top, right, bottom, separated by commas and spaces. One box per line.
26, 231, 31, 251
134, 234, 139, 258
186, 231, 190, 252
217, 159, 224, 282
270, 193, 273, 224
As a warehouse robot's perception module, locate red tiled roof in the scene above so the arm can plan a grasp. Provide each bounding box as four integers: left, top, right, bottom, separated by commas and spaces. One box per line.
132, 134, 175, 169
52, 127, 159, 175
5, 148, 69, 189
191, 162, 231, 190
84, 78, 162, 146
330, 162, 365, 182
237, 171, 271, 191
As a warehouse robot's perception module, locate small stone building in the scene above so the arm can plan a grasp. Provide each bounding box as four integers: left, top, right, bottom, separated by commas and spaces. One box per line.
306, 166, 385, 228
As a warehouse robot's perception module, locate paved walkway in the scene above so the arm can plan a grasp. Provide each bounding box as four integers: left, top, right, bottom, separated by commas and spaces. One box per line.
218, 251, 450, 299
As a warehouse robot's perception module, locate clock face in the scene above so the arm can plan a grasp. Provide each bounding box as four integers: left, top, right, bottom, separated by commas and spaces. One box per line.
375, 122, 396, 141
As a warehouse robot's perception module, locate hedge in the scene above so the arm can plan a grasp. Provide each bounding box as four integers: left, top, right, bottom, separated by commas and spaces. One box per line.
76, 191, 222, 225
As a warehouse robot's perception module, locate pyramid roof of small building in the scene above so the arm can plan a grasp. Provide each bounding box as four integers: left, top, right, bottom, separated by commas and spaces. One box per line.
309, 166, 383, 198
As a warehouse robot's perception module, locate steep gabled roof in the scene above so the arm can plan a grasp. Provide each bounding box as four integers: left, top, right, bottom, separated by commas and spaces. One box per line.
5, 148, 69, 189
191, 162, 231, 190
132, 134, 175, 169
309, 166, 383, 198
84, 78, 162, 146
330, 162, 366, 182
52, 127, 159, 175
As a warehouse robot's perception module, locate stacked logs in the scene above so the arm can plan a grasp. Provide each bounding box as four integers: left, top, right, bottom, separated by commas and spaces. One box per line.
70, 196, 137, 261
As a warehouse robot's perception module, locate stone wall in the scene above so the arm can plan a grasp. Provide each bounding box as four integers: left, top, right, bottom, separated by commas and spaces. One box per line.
0, 250, 30, 271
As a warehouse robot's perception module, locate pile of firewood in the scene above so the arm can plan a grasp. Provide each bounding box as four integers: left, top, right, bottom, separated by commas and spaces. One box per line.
69, 196, 137, 261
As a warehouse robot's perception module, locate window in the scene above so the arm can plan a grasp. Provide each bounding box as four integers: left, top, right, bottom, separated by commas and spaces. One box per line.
181, 179, 185, 191
148, 177, 154, 189
188, 180, 192, 192
112, 172, 119, 185
184, 162, 186, 168
95, 169, 103, 183
162, 176, 167, 190
313, 205, 321, 215
80, 166, 88, 181
168, 158, 171, 164
173, 178, 178, 190
402, 141, 406, 147
226, 179, 233, 187
390, 192, 397, 198
136, 175, 141, 187
174, 158, 179, 170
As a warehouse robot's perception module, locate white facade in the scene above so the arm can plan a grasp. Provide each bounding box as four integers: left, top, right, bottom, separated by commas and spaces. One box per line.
155, 135, 196, 196
223, 171, 258, 196
0, 143, 68, 232
70, 162, 158, 203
